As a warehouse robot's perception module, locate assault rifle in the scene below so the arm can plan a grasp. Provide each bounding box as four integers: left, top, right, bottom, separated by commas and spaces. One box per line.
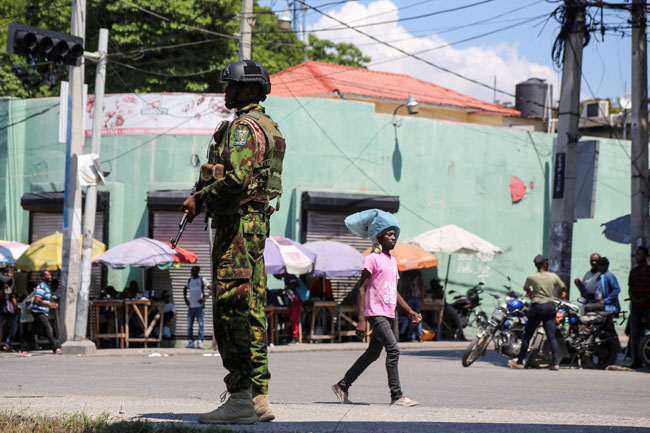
170, 183, 198, 248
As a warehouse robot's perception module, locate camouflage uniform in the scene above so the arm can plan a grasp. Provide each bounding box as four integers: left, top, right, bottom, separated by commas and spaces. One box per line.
199, 103, 284, 395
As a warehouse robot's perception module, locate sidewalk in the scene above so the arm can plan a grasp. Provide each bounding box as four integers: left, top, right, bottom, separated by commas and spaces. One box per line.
81, 340, 470, 357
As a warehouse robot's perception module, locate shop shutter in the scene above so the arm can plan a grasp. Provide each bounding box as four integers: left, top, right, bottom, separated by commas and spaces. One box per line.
150, 211, 214, 339
304, 210, 371, 302
29, 212, 105, 299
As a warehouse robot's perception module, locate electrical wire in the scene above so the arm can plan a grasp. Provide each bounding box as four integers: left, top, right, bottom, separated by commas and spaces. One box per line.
110, 59, 221, 78
118, 0, 238, 40
0, 103, 58, 133
304, 0, 500, 33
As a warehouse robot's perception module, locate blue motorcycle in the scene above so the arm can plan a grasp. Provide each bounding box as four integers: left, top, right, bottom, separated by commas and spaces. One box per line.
462, 292, 528, 367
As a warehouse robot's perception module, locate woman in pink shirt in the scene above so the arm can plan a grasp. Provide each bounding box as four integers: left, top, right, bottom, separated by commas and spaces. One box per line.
332, 209, 420, 407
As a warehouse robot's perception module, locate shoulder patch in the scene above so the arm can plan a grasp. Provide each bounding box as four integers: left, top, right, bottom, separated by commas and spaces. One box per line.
233, 126, 249, 147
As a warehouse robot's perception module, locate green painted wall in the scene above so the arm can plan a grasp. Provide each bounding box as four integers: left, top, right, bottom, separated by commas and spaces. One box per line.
0, 95, 634, 317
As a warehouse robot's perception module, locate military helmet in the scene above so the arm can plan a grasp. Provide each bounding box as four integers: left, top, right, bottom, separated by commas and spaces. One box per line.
221, 60, 271, 99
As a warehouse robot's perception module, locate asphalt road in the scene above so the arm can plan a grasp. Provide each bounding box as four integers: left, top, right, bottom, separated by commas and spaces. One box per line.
1, 344, 649, 433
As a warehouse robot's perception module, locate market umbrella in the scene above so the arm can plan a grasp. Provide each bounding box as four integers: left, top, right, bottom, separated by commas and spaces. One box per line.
165, 243, 199, 264
0, 241, 29, 265
303, 240, 363, 277
93, 237, 176, 269
408, 224, 503, 255
15, 232, 105, 271
264, 236, 315, 275
407, 224, 503, 337
362, 242, 439, 271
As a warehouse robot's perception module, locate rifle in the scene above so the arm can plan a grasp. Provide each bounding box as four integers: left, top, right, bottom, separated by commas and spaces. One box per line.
170, 183, 198, 248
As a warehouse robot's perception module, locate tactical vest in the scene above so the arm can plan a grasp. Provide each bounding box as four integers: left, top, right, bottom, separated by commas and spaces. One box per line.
200, 107, 285, 213
240, 109, 285, 210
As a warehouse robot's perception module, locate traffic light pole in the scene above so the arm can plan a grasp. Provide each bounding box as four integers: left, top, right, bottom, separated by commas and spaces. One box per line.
71, 28, 109, 352
60, 0, 86, 352
548, 0, 585, 293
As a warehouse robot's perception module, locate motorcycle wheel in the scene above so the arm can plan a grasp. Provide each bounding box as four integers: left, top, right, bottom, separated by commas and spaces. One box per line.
461, 331, 491, 367
524, 348, 541, 369
580, 331, 619, 369
640, 334, 650, 369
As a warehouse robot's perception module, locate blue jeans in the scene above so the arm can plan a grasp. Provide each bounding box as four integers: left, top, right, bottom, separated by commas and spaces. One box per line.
187, 307, 204, 342
406, 297, 422, 340
517, 301, 560, 366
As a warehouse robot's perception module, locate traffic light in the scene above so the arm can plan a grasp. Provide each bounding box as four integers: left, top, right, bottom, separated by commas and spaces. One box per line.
6, 23, 84, 66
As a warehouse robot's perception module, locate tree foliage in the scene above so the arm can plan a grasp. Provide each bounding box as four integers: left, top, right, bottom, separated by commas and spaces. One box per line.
306, 33, 370, 68
0, 0, 370, 98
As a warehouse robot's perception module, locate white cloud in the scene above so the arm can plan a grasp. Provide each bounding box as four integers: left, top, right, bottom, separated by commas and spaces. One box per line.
308, 0, 559, 104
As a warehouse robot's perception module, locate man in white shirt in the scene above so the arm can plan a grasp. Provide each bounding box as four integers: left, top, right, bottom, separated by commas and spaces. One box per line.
183, 266, 210, 349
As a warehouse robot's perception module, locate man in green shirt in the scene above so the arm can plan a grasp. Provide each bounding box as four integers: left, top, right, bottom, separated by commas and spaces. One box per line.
508, 255, 566, 371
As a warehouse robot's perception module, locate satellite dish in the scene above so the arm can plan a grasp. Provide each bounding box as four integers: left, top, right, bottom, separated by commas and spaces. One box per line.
620, 93, 632, 110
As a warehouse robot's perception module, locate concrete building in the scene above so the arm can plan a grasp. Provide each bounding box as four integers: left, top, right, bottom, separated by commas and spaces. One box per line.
0, 65, 633, 339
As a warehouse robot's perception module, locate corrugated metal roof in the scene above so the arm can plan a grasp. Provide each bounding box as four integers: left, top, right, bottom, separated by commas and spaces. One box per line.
270, 61, 519, 116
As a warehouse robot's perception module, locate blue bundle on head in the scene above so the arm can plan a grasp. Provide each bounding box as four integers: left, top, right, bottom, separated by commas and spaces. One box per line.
344, 209, 400, 241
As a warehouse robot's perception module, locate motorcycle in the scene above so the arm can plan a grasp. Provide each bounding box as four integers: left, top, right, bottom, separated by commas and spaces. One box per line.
640, 330, 650, 368
461, 291, 528, 367
444, 283, 489, 338
525, 299, 620, 369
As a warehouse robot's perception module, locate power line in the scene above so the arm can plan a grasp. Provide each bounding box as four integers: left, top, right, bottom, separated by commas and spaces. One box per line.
0, 103, 58, 133
110, 59, 222, 78
107, 38, 226, 58
326, 0, 441, 26
299, 0, 545, 47
118, 0, 238, 40
311, 0, 500, 33
356, 13, 549, 69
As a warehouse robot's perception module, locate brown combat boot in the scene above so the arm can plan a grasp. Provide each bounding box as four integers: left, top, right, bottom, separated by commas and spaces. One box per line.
197, 387, 258, 424
253, 392, 275, 422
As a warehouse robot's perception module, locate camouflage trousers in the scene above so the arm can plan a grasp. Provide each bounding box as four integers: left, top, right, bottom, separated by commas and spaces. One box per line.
211, 209, 270, 394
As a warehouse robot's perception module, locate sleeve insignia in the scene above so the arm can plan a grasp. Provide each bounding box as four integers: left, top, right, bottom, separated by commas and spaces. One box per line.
233, 127, 249, 147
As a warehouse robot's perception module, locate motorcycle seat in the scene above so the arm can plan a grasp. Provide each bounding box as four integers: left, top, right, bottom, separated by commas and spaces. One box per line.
579, 312, 607, 325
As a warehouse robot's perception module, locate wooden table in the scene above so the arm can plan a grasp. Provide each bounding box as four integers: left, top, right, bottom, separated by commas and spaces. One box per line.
124, 299, 165, 348
264, 306, 278, 345
91, 300, 125, 349
264, 306, 301, 345
336, 305, 369, 343
306, 300, 336, 343
422, 300, 444, 339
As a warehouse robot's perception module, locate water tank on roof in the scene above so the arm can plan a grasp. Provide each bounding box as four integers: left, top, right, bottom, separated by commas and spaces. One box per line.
515, 78, 551, 119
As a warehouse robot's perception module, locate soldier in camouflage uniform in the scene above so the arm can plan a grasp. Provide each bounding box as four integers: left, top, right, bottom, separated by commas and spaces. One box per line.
181, 60, 284, 425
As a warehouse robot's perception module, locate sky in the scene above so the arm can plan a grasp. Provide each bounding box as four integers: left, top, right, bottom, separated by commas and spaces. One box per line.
260, 0, 636, 106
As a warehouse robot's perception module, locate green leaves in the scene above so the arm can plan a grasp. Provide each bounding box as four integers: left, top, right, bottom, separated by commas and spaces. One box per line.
0, 0, 369, 98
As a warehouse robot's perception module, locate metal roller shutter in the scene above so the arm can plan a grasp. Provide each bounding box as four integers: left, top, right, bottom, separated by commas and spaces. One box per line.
304, 210, 371, 302
30, 212, 105, 299
150, 212, 214, 339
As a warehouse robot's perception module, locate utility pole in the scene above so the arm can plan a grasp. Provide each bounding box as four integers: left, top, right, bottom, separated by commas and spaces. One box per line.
630, 0, 650, 254
60, 0, 85, 346
548, 0, 585, 293
68, 28, 109, 354
239, 0, 252, 60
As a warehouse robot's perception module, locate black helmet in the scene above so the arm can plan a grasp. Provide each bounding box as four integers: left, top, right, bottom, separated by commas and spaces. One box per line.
221, 60, 271, 100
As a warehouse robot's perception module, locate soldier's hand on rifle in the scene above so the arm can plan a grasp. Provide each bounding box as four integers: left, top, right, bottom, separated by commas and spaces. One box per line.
180, 191, 203, 222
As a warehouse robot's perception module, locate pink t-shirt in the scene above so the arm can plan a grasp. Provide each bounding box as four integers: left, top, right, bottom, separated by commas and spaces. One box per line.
363, 252, 399, 318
